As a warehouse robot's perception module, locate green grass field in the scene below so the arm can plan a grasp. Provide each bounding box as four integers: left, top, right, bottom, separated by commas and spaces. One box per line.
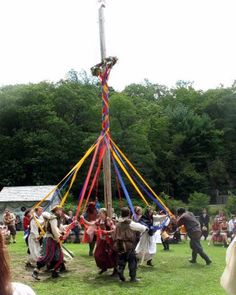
9, 233, 227, 295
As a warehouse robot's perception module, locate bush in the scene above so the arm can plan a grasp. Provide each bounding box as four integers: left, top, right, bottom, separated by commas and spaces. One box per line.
208, 205, 225, 217
188, 191, 210, 215
225, 194, 236, 214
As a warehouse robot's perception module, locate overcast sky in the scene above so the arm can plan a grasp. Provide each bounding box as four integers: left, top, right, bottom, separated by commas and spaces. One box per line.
0, 0, 235, 90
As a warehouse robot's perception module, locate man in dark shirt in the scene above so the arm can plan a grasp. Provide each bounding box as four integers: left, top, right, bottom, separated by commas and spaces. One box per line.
177, 208, 212, 265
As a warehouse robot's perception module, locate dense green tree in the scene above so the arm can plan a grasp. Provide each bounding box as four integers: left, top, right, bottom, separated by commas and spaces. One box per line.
0, 78, 235, 205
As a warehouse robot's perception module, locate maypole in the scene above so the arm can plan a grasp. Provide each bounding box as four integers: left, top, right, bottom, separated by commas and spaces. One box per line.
91, 0, 117, 217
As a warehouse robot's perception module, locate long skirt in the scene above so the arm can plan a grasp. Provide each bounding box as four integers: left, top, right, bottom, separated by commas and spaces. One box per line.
94, 238, 116, 270
221, 236, 236, 295
135, 231, 156, 263
37, 237, 64, 272
28, 235, 41, 263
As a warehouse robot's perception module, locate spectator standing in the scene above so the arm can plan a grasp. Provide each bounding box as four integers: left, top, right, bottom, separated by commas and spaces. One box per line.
15, 215, 22, 231
199, 208, 210, 240
3, 210, 16, 243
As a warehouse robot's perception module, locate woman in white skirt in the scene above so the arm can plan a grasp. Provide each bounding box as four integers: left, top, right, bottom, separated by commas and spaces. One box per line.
135, 207, 167, 266
27, 207, 44, 267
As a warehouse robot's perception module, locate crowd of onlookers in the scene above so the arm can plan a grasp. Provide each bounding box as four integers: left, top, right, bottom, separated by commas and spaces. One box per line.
198, 209, 236, 247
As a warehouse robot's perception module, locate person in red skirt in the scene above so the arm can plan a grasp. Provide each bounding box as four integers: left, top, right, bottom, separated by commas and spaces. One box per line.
81, 208, 117, 275
82, 202, 98, 256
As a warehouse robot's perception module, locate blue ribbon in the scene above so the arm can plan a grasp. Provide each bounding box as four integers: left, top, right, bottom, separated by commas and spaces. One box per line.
43, 171, 74, 212
112, 156, 136, 218
112, 146, 166, 213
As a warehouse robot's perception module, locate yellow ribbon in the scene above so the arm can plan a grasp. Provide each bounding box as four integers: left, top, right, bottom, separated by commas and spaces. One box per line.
60, 135, 104, 206
34, 143, 97, 208
111, 147, 149, 206
33, 214, 46, 237
111, 139, 173, 216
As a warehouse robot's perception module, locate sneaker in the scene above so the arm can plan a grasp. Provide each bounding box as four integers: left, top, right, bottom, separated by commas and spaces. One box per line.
32, 271, 40, 281
188, 259, 196, 264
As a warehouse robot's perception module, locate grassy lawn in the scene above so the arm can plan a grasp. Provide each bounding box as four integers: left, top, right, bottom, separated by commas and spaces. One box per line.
9, 232, 227, 295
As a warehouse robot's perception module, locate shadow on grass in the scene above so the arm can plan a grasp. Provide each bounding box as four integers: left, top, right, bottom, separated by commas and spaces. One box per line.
179, 263, 206, 270
82, 271, 145, 290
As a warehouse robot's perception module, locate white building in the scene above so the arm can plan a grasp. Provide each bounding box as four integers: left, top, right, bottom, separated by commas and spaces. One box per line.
0, 185, 61, 220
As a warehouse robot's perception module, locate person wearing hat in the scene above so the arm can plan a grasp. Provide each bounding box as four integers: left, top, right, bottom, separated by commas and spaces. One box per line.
177, 208, 212, 265
26, 207, 44, 267
32, 205, 66, 279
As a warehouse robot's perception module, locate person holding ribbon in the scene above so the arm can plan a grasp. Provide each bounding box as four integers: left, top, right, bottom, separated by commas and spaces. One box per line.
113, 207, 147, 282
32, 205, 71, 280
81, 208, 117, 275
82, 202, 98, 256
135, 206, 167, 266
26, 207, 44, 267
177, 208, 212, 265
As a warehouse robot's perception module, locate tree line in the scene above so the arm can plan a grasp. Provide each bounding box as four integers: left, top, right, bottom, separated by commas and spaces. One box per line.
0, 71, 235, 206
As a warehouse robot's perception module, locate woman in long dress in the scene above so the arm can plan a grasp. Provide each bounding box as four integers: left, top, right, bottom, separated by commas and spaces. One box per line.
221, 236, 236, 295
135, 207, 167, 266
81, 208, 116, 274
27, 207, 44, 267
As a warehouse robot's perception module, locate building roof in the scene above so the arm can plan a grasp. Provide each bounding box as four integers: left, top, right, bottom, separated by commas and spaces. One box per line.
0, 186, 57, 202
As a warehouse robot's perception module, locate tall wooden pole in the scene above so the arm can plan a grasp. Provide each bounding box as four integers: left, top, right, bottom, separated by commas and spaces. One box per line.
98, 0, 113, 218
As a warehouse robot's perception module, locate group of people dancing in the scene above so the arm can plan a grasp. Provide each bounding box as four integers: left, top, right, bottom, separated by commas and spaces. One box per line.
78, 203, 212, 282
0, 202, 215, 295
80, 203, 171, 282
22, 201, 174, 282
17, 201, 214, 283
